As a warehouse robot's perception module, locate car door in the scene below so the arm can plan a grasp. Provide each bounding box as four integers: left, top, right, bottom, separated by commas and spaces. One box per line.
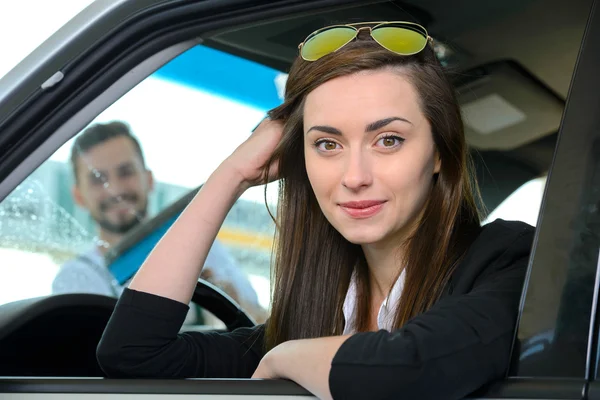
0, 0, 599, 399
479, 0, 600, 399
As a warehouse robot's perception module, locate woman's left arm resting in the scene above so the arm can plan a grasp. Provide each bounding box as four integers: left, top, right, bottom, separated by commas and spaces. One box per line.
252, 334, 352, 400
326, 229, 534, 400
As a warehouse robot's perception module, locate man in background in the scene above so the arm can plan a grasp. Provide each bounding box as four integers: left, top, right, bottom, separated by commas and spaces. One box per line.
52, 121, 265, 321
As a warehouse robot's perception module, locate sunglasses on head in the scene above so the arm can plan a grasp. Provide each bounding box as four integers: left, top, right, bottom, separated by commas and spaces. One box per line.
298, 21, 433, 62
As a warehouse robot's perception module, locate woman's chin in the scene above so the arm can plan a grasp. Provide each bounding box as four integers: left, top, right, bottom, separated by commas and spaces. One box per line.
339, 229, 385, 245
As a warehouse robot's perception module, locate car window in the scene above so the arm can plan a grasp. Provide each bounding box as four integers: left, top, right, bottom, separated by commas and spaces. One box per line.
0, 39, 552, 324
483, 175, 547, 226
0, 43, 285, 326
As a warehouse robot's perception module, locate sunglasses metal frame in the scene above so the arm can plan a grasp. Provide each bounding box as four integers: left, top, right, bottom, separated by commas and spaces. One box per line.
298, 21, 433, 61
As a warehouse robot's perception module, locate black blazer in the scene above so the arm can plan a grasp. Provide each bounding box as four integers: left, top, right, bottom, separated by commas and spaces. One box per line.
97, 219, 535, 400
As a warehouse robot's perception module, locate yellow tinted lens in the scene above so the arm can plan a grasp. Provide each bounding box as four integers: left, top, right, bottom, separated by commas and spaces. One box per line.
301, 27, 357, 61
371, 26, 427, 55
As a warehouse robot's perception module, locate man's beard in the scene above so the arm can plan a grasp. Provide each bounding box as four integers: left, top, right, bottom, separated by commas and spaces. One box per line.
94, 193, 148, 235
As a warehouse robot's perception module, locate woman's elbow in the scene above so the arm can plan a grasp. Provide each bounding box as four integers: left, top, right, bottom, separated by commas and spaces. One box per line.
96, 333, 202, 378
96, 339, 142, 378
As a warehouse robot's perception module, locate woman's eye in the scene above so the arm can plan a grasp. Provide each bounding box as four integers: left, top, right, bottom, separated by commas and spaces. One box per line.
315, 140, 340, 151
376, 136, 404, 148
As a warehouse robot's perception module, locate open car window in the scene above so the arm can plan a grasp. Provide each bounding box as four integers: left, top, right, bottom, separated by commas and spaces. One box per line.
0, 41, 558, 323
0, 43, 284, 325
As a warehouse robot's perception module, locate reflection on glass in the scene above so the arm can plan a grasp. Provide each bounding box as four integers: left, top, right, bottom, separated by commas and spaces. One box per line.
514, 139, 600, 378
0, 178, 94, 304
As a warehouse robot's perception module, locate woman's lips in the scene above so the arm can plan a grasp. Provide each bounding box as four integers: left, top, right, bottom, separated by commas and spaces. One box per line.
339, 200, 386, 218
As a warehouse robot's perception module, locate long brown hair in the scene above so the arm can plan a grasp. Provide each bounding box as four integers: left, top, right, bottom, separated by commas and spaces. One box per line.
263, 38, 483, 351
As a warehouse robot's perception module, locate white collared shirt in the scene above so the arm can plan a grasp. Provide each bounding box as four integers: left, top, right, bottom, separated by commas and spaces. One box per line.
52, 247, 123, 297
342, 269, 406, 334
51, 240, 260, 307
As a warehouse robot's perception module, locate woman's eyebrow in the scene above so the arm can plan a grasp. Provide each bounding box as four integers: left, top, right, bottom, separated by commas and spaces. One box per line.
307, 116, 412, 136
365, 116, 412, 132
306, 125, 343, 135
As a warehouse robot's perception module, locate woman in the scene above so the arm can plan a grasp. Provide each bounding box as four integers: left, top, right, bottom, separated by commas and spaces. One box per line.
97, 21, 534, 400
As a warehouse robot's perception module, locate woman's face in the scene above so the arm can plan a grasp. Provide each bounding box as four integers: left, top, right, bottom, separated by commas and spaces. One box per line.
304, 69, 440, 247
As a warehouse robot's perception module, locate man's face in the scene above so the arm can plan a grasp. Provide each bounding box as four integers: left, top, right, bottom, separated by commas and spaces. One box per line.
72, 136, 154, 236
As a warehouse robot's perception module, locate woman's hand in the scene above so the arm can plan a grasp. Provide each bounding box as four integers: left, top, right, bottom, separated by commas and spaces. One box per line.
251, 344, 283, 380
251, 335, 352, 400
221, 118, 284, 189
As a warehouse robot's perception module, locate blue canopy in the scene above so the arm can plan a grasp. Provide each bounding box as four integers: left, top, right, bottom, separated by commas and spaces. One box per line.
153, 44, 284, 111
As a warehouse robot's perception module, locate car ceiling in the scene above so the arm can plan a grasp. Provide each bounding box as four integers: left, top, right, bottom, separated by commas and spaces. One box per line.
213, 0, 590, 99
202, 0, 592, 210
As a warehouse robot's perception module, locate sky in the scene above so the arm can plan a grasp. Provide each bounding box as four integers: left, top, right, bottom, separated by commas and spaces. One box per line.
0, 1, 96, 79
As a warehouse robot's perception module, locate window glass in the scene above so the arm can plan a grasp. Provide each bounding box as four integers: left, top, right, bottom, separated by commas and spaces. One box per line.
511, 18, 600, 375
0, 44, 286, 326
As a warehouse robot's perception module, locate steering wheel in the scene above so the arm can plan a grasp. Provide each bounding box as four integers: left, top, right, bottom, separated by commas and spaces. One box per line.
193, 278, 256, 330
103, 185, 256, 330
0, 279, 254, 377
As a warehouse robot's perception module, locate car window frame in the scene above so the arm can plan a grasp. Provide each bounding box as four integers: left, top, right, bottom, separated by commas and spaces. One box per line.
503, 0, 600, 396
567, 0, 600, 398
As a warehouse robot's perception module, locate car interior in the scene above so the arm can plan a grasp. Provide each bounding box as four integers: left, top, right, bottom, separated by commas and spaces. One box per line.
0, 0, 593, 385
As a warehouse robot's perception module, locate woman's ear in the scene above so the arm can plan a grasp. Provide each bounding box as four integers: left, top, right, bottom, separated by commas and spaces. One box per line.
434, 152, 441, 174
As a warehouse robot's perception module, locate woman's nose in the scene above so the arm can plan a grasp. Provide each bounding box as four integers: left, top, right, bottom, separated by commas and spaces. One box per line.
341, 151, 373, 191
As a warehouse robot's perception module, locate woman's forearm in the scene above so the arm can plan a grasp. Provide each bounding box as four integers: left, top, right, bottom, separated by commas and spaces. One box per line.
254, 335, 352, 400
128, 165, 248, 304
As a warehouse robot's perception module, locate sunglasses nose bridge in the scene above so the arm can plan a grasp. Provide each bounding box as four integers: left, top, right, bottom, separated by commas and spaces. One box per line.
355, 26, 373, 41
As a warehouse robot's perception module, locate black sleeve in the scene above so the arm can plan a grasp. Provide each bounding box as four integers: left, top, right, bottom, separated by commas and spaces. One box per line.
329, 225, 533, 400
96, 288, 264, 378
